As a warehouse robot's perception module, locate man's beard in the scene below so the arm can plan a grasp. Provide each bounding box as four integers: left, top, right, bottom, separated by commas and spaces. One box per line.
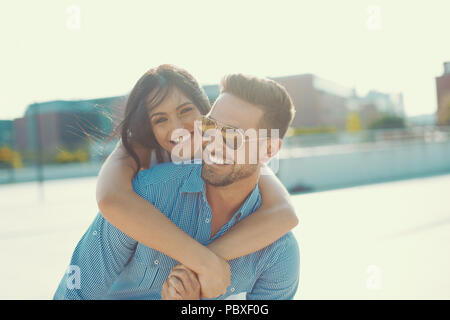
201, 163, 259, 187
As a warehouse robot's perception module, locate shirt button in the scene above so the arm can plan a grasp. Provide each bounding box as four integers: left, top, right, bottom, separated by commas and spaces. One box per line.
205, 218, 210, 223
154, 260, 159, 265
230, 287, 235, 292
92, 230, 98, 236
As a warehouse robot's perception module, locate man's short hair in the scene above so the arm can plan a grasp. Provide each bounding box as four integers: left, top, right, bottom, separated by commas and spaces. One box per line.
220, 74, 296, 138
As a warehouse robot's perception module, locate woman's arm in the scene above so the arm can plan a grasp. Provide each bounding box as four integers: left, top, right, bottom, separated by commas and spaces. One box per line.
207, 165, 299, 260
97, 142, 297, 295
96, 140, 230, 298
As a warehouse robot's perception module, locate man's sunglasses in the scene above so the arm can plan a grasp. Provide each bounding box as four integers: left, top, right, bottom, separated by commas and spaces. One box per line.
196, 116, 246, 150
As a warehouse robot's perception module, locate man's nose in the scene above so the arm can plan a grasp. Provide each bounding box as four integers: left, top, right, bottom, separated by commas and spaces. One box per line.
202, 129, 225, 152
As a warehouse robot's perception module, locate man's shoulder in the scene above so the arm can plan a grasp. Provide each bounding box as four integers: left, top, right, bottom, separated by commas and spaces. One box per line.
261, 231, 299, 267
273, 231, 298, 252
133, 162, 201, 187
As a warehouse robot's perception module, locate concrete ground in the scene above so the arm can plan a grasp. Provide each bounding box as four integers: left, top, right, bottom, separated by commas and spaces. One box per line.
1, 173, 449, 299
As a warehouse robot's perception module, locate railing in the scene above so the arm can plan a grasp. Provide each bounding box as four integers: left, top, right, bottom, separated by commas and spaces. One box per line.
283, 126, 450, 149
278, 126, 450, 192
2, 126, 450, 185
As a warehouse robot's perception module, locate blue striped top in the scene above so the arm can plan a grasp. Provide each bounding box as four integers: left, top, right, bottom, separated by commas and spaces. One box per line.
54, 162, 300, 300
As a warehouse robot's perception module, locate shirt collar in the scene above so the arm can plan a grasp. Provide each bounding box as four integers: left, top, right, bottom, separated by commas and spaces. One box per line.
235, 184, 260, 218
180, 163, 261, 222
179, 164, 205, 194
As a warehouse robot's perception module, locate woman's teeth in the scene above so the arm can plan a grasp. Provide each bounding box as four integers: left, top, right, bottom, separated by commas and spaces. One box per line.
170, 134, 191, 145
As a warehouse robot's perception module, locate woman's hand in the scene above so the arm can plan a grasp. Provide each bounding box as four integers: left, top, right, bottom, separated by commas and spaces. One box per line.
162, 265, 201, 300
161, 256, 230, 300
196, 253, 231, 298
161, 280, 182, 300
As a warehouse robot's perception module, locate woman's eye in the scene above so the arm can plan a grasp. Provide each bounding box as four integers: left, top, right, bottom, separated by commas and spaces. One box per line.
154, 117, 167, 124
180, 107, 193, 115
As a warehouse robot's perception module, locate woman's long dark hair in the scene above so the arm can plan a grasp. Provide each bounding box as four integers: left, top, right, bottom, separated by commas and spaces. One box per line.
116, 64, 211, 176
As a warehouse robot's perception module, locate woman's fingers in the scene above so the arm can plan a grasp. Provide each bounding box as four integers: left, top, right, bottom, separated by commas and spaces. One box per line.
180, 268, 200, 291
162, 280, 182, 300
171, 265, 199, 283
166, 265, 201, 300
170, 268, 199, 293
171, 264, 187, 272
168, 275, 185, 294
168, 285, 182, 300
161, 281, 171, 300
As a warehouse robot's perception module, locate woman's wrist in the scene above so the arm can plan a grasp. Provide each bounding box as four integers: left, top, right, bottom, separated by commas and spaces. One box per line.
180, 241, 221, 275
206, 241, 229, 261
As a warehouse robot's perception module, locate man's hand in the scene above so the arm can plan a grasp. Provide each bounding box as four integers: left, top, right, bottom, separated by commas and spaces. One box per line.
161, 265, 201, 300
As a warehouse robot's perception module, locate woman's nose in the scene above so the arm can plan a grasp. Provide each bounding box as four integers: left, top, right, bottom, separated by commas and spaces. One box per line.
169, 117, 188, 141
171, 117, 185, 131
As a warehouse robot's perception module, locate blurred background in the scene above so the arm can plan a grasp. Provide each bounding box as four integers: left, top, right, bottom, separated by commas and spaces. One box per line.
0, 0, 449, 299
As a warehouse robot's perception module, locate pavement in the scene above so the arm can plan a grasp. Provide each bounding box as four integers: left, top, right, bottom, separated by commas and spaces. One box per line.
1, 173, 449, 299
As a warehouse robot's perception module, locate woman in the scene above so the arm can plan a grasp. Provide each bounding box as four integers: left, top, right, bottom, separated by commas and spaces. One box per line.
96, 64, 298, 299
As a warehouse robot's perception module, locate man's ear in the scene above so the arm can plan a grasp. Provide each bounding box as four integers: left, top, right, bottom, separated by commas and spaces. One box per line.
260, 138, 282, 164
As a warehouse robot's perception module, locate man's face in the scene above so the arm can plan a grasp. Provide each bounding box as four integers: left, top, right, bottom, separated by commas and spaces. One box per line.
201, 93, 264, 187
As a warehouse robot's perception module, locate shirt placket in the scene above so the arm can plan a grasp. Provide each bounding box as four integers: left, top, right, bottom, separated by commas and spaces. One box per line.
198, 195, 214, 244
209, 211, 241, 242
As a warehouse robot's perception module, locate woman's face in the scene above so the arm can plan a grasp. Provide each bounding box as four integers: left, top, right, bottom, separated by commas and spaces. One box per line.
148, 87, 202, 154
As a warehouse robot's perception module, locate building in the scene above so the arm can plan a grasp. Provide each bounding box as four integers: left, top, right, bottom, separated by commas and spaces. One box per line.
268, 74, 351, 129
436, 62, 450, 126
13, 117, 29, 151
0, 120, 14, 147
359, 90, 404, 117
271, 74, 405, 130
200, 74, 404, 130
201, 74, 354, 130
14, 96, 125, 154
6, 72, 408, 162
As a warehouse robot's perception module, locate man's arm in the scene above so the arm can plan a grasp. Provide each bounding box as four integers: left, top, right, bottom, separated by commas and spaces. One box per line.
54, 166, 154, 299
246, 234, 300, 300
53, 212, 138, 299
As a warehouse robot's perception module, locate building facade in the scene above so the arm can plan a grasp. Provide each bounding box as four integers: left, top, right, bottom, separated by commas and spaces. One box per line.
5, 72, 408, 164
200, 74, 404, 131
0, 120, 14, 146
436, 62, 450, 126
13, 96, 124, 155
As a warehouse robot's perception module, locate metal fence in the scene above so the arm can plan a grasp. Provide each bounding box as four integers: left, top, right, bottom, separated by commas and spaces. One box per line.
1, 126, 450, 185
283, 126, 450, 149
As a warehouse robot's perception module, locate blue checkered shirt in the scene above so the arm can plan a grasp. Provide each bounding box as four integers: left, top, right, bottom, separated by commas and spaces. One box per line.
54, 162, 300, 300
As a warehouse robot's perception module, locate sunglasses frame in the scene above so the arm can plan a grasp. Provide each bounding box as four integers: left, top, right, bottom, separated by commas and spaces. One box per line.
197, 115, 272, 152
196, 115, 246, 150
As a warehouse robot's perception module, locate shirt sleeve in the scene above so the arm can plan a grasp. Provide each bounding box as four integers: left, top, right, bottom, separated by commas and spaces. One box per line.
53, 212, 138, 300
246, 234, 300, 300
53, 168, 153, 300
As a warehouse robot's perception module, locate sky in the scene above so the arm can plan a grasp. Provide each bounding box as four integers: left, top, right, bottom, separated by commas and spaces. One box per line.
1, 0, 449, 120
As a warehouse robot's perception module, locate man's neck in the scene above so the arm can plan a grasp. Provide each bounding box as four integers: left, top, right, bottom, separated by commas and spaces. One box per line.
205, 171, 260, 235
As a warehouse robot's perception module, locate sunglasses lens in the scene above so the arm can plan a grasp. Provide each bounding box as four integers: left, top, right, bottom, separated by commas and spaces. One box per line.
200, 117, 244, 150
223, 128, 243, 150
201, 117, 216, 133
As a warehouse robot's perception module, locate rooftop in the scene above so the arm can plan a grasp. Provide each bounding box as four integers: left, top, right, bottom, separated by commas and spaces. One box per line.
1, 172, 449, 299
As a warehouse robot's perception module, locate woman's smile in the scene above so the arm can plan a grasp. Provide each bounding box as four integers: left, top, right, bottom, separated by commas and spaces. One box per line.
148, 88, 202, 154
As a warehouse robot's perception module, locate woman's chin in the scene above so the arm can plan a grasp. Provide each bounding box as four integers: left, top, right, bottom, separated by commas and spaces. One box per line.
166, 141, 198, 161
164, 144, 174, 154
167, 147, 195, 163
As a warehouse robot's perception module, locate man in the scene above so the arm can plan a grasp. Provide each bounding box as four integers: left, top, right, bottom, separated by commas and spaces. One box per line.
54, 74, 299, 300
